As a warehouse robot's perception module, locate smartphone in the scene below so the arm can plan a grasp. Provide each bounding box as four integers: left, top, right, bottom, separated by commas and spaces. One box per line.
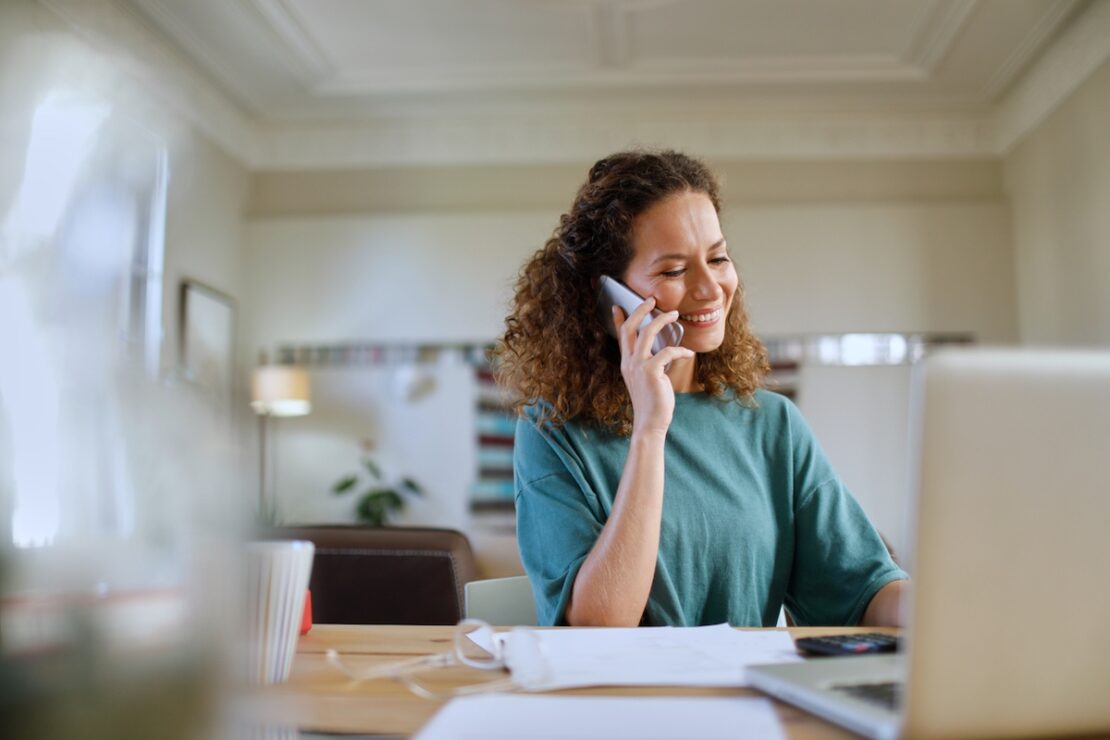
598, 275, 684, 355
793, 633, 901, 656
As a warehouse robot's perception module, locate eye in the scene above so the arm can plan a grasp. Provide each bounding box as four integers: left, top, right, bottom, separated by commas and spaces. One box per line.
660, 268, 686, 278
710, 255, 731, 265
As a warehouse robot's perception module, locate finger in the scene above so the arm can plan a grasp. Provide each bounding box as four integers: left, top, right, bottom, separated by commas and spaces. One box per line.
634, 309, 680, 359
617, 297, 655, 355
612, 305, 634, 357
647, 345, 696, 369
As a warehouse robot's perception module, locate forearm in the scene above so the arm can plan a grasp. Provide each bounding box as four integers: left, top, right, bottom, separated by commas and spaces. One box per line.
860, 579, 907, 627
565, 431, 666, 626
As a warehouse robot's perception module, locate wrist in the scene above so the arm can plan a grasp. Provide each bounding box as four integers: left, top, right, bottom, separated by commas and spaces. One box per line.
629, 427, 668, 447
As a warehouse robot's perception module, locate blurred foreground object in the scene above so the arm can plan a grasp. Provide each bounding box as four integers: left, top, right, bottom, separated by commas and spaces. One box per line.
0, 29, 244, 738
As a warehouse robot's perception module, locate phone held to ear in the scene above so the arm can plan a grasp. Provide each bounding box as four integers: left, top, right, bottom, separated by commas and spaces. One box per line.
598, 275, 684, 356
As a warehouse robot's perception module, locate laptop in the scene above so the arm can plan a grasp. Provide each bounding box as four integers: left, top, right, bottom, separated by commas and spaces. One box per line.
747, 348, 1110, 739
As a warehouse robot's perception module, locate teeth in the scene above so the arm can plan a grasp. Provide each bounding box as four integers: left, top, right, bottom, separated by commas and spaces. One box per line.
680, 308, 722, 323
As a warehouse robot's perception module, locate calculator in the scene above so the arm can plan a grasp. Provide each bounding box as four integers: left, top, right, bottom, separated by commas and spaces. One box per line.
793, 633, 901, 656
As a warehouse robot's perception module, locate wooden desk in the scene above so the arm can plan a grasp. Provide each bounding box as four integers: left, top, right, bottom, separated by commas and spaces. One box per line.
247, 624, 896, 738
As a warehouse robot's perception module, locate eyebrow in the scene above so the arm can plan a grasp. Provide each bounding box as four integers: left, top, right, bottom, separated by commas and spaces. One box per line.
649, 238, 727, 265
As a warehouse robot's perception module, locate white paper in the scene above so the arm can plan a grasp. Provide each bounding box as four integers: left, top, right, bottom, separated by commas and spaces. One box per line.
415, 694, 786, 740
468, 624, 800, 690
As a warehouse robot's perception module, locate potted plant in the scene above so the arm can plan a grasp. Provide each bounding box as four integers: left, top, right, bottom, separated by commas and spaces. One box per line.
331, 438, 423, 527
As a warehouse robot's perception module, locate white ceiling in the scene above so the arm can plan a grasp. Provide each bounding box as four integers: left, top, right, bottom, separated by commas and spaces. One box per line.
42, 0, 1110, 167
125, 0, 1084, 118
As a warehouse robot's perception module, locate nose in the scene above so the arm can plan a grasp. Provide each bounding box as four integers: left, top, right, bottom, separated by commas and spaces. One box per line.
690, 262, 719, 301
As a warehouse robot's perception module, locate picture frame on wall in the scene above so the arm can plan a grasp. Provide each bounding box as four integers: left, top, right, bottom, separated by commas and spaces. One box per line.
179, 279, 236, 413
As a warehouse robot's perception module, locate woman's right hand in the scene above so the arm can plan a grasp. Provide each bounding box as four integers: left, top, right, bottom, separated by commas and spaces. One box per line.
614, 298, 696, 438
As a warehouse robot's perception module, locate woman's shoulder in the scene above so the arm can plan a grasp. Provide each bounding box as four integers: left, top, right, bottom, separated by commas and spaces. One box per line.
749, 387, 811, 432
752, 387, 793, 409
518, 400, 596, 441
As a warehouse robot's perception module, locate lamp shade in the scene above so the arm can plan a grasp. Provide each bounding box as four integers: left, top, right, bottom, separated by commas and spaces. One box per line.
251, 365, 311, 417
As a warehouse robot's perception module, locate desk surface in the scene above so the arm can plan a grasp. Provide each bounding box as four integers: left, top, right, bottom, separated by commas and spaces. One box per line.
247, 624, 897, 738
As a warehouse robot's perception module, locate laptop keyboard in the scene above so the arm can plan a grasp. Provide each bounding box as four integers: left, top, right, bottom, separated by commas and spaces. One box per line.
831, 681, 903, 710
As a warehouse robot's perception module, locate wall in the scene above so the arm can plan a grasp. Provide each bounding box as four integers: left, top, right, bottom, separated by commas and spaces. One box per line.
1004, 57, 1110, 347
242, 168, 1015, 556
243, 166, 1015, 344
162, 135, 250, 379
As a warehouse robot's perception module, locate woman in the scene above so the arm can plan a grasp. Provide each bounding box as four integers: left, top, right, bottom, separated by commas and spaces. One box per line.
495, 150, 907, 627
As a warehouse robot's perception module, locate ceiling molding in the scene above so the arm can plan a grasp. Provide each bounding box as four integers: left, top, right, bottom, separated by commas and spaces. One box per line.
31, 0, 1109, 169
983, 0, 1082, 99
253, 113, 997, 170
37, 0, 258, 164
905, 0, 978, 72
994, 0, 1110, 154
128, 0, 269, 113
247, 0, 333, 80
314, 54, 930, 96
301, 0, 976, 96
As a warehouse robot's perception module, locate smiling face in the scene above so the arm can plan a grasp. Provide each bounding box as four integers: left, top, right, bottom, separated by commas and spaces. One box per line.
621, 190, 739, 354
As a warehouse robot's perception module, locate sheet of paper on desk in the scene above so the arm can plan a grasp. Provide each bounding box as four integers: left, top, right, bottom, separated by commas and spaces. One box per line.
469, 623, 800, 690
415, 694, 786, 740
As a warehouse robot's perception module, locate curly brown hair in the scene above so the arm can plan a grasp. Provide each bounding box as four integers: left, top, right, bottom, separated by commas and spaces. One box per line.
494, 149, 769, 435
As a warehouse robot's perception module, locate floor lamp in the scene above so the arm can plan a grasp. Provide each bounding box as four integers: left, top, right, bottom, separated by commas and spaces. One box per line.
250, 364, 311, 523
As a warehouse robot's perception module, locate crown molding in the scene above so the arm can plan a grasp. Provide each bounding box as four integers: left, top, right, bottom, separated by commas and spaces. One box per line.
304, 0, 967, 97
31, 0, 1110, 169
253, 112, 997, 170
994, 0, 1110, 154
37, 0, 258, 164
247, 0, 333, 80
905, 0, 978, 72
127, 0, 269, 114
983, 0, 1082, 99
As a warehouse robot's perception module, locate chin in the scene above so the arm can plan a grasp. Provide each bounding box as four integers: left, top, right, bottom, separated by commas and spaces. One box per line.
684, 334, 725, 354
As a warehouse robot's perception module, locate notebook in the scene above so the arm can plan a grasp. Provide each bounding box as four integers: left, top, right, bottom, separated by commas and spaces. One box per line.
747, 348, 1110, 739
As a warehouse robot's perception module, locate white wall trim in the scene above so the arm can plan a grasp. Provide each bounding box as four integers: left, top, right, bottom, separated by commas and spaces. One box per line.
994, 0, 1110, 154
37, 0, 258, 165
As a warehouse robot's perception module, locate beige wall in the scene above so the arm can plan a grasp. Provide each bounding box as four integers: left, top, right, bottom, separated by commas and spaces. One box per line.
162, 133, 250, 381
243, 189, 1015, 351
1004, 57, 1110, 347
250, 159, 1003, 215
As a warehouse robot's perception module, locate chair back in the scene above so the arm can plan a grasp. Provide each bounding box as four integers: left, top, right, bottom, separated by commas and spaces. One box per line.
464, 575, 537, 626
272, 525, 477, 625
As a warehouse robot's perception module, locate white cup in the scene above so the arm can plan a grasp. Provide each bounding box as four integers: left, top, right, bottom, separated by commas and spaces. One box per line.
245, 540, 314, 684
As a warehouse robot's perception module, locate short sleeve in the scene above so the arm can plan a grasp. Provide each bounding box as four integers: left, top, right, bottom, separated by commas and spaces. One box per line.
513, 417, 605, 626
780, 402, 908, 626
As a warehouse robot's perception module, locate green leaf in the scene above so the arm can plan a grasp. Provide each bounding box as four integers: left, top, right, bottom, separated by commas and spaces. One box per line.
362, 457, 383, 481
356, 493, 386, 527
381, 489, 404, 510
356, 488, 405, 525
361, 488, 402, 511
399, 477, 423, 496
331, 475, 358, 495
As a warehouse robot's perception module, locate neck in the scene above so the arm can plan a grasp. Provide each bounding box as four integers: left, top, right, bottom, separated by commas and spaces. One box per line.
666, 355, 700, 393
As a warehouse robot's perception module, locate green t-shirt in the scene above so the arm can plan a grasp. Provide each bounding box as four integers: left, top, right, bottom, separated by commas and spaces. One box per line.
514, 389, 907, 627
